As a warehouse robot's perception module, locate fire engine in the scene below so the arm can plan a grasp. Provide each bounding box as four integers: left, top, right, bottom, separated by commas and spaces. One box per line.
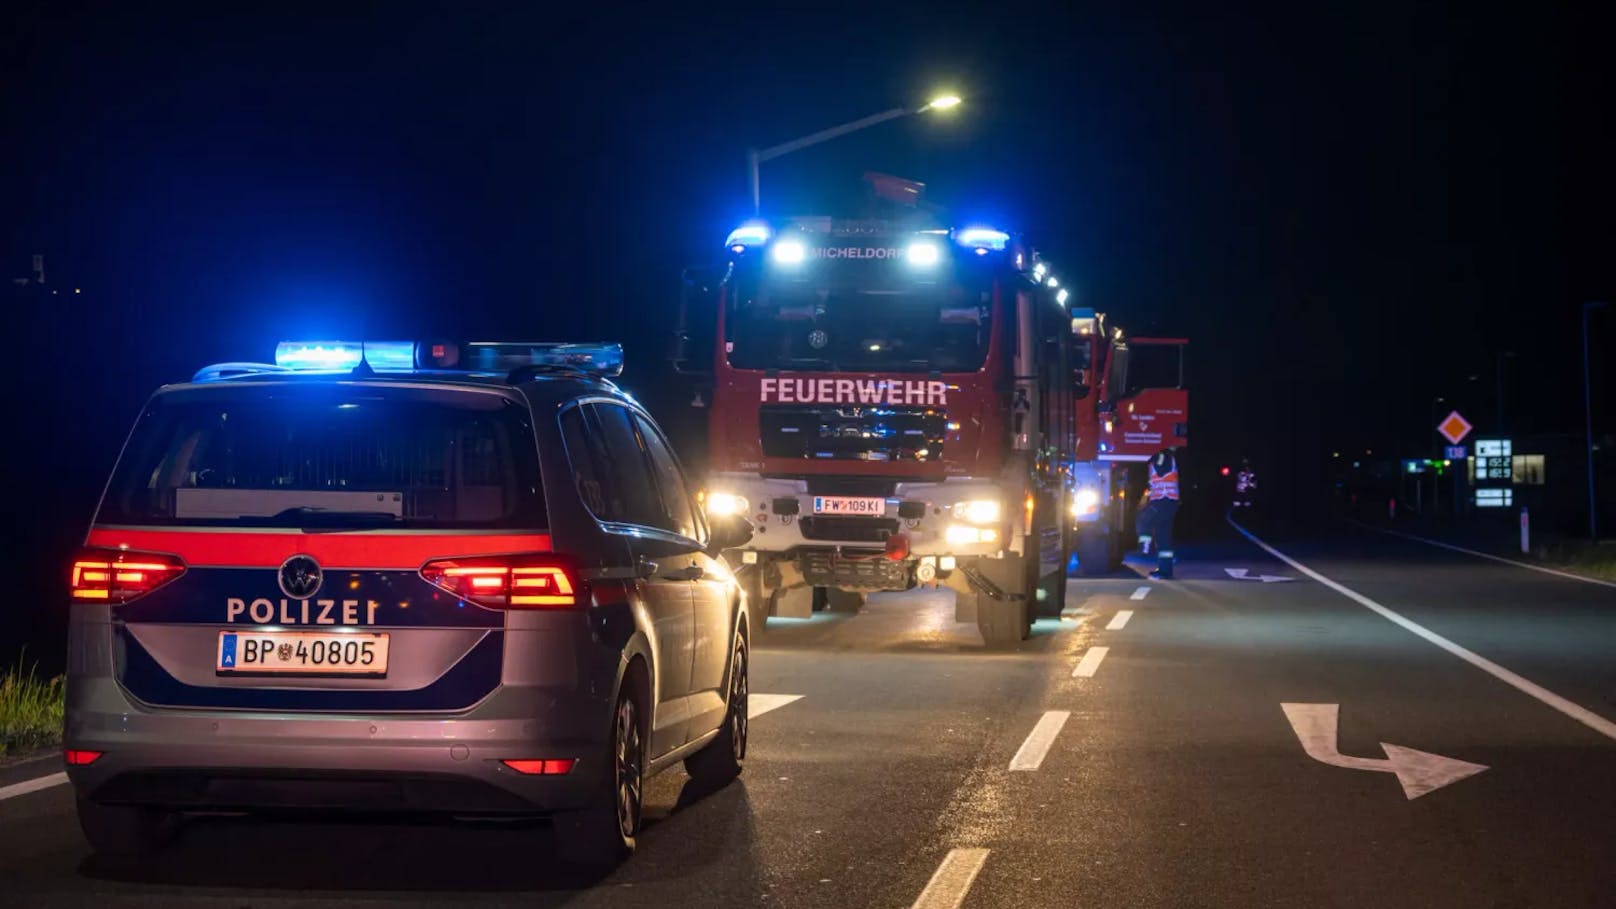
675, 176, 1185, 645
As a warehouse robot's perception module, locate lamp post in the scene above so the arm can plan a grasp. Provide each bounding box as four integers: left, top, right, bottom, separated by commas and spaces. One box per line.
746, 94, 962, 213
1585, 301, 1609, 539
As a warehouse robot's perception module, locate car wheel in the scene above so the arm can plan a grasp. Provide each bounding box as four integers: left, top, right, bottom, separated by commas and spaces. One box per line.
557, 681, 644, 865
76, 797, 174, 860
685, 635, 748, 786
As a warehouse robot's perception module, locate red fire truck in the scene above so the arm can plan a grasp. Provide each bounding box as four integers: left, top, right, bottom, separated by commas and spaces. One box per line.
675, 178, 1183, 645
1065, 309, 1189, 574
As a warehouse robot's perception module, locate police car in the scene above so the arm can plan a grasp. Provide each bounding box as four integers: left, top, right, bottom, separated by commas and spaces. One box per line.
64, 339, 750, 863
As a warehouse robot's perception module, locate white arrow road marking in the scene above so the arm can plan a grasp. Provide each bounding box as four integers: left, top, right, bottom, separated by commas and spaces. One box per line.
0, 771, 67, 802
1072, 645, 1110, 678
1281, 703, 1488, 799
1009, 710, 1070, 771
1130, 586, 1151, 600
1225, 567, 1293, 583
911, 848, 990, 909
749, 694, 803, 719
1106, 610, 1134, 630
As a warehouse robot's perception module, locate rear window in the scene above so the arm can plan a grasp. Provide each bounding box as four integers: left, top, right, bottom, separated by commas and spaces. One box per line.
98, 384, 546, 529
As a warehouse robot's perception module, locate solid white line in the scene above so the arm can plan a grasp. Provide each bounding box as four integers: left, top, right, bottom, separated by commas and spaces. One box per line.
0, 771, 67, 802
911, 847, 991, 909
1072, 645, 1110, 678
748, 694, 803, 719
1130, 586, 1151, 600
1008, 710, 1070, 771
1230, 517, 1616, 742
1106, 610, 1134, 630
1359, 522, 1616, 590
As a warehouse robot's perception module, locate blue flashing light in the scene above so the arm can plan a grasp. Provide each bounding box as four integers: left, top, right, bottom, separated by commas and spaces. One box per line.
725, 220, 772, 250
361, 341, 418, 371
274, 340, 417, 371
275, 341, 364, 371
465, 342, 624, 377
955, 227, 1010, 251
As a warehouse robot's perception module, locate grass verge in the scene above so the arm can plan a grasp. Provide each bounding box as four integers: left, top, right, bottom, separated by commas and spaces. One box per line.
0, 655, 65, 758
1531, 540, 1616, 582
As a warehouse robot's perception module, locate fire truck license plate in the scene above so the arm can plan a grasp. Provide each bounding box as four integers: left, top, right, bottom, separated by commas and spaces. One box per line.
812, 496, 886, 515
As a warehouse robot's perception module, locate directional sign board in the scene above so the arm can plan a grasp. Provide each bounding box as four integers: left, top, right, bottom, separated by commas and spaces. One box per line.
1437, 411, 1474, 446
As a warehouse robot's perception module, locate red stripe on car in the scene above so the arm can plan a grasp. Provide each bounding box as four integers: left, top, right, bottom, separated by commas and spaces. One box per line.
85, 528, 553, 570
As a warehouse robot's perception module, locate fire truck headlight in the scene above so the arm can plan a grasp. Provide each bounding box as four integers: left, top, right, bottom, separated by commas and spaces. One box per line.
906, 240, 941, 267
950, 499, 1001, 525
771, 239, 806, 266
945, 525, 999, 545
705, 493, 749, 517
1072, 487, 1101, 519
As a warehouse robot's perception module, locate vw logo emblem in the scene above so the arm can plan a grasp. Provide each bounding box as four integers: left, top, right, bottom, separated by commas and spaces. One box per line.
279, 555, 323, 600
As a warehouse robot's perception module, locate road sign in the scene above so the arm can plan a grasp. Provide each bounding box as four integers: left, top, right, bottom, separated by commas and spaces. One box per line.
1445, 445, 1467, 460
1437, 411, 1474, 446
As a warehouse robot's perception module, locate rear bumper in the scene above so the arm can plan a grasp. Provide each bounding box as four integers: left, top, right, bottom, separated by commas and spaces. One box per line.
64, 679, 611, 817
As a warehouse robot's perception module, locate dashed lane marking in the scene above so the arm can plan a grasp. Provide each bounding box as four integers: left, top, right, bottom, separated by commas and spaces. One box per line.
910, 848, 991, 909
1072, 645, 1110, 678
1232, 516, 1616, 743
1130, 586, 1151, 600
1106, 610, 1134, 630
1009, 710, 1070, 771
749, 694, 804, 719
0, 772, 67, 803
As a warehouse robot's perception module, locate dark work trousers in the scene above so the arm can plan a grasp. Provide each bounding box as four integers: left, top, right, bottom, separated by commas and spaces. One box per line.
1138, 499, 1180, 577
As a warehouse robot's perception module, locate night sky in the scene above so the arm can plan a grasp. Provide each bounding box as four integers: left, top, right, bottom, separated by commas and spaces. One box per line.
4, 2, 1611, 653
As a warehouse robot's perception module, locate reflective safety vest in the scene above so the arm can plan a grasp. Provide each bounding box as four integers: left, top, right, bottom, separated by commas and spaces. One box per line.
1148, 457, 1180, 501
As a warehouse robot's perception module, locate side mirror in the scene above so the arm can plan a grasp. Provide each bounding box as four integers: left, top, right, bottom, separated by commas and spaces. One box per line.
674, 264, 721, 376
706, 514, 753, 555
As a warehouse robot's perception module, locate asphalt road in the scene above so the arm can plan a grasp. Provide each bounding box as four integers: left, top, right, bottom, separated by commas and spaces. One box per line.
3, 518, 1614, 907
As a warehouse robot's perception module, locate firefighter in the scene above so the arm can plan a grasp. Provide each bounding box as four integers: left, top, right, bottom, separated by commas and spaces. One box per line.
1233, 458, 1257, 510
1136, 447, 1181, 579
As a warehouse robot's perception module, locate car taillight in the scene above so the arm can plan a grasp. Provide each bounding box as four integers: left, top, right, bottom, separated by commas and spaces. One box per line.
419, 555, 584, 609
70, 547, 186, 604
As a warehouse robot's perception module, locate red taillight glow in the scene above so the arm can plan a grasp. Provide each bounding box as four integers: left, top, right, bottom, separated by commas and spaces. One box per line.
420, 555, 583, 609
500, 758, 575, 775
64, 749, 103, 766
70, 547, 186, 604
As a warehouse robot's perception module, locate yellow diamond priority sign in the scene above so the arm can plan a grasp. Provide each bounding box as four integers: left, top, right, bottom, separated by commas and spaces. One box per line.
1437, 411, 1473, 446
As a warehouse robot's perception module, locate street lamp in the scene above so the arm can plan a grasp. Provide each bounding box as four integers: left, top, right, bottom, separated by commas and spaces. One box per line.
1584, 301, 1609, 540
746, 93, 963, 212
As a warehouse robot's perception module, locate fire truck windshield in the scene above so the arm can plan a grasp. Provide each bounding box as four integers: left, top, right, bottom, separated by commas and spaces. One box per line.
726, 281, 993, 374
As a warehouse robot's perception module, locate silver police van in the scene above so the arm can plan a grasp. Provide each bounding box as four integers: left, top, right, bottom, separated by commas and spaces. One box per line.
63, 340, 749, 864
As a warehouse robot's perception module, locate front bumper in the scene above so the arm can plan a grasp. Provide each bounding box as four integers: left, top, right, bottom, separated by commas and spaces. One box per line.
705, 474, 1016, 559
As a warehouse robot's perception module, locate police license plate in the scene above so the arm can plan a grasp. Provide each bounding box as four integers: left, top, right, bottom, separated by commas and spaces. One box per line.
216, 631, 389, 676
812, 496, 886, 515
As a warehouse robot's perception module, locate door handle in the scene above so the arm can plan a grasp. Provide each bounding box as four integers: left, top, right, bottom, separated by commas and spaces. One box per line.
659, 564, 705, 581
635, 556, 659, 579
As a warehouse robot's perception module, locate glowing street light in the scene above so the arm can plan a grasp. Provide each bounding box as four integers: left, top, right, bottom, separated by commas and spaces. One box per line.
747, 92, 966, 211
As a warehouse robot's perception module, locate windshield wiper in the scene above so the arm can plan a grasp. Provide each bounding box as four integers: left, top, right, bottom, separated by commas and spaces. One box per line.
268, 507, 401, 530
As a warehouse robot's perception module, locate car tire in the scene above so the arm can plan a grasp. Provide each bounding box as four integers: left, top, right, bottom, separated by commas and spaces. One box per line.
685, 636, 748, 787
75, 797, 174, 860
556, 677, 645, 866
1036, 559, 1068, 617
810, 586, 829, 612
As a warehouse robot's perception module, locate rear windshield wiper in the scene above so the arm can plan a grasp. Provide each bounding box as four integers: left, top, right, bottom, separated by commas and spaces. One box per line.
268, 507, 401, 530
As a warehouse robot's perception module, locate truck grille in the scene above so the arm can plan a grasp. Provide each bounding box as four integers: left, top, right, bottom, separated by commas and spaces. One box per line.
799, 550, 910, 590
760, 405, 947, 462
798, 516, 899, 543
